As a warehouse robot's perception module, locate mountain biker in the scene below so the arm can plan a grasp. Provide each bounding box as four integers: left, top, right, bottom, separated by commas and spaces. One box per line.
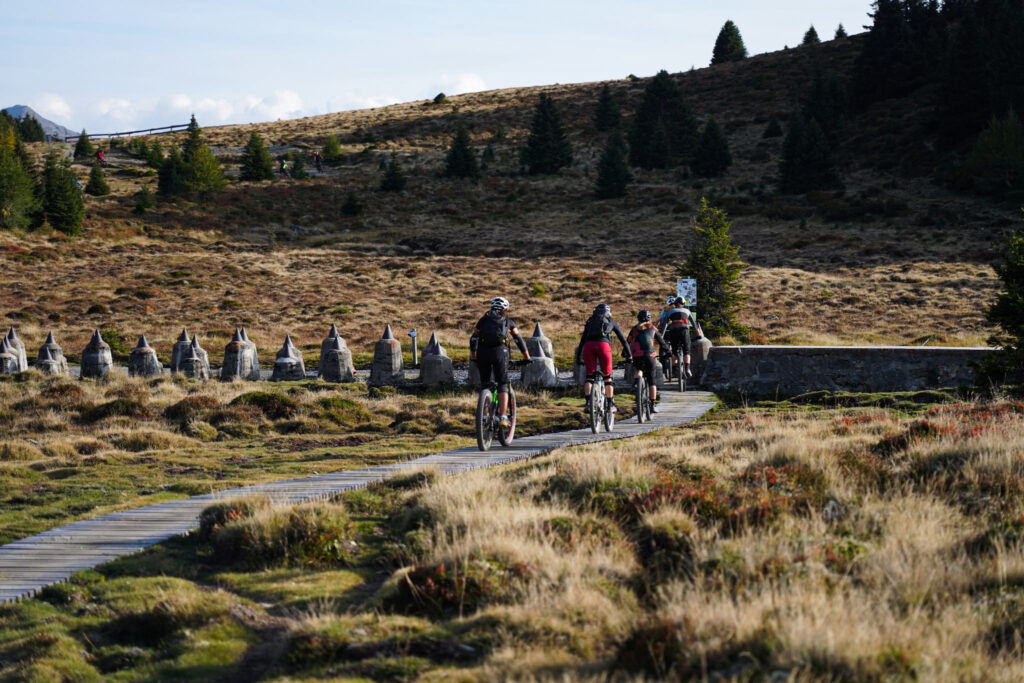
470, 297, 531, 428
312, 151, 324, 172
96, 149, 105, 165
575, 303, 632, 415
628, 309, 669, 413
659, 296, 702, 378
279, 158, 290, 178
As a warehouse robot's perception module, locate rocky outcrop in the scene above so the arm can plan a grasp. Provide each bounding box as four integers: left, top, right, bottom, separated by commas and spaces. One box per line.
128, 335, 162, 377
220, 328, 260, 381
36, 331, 68, 376
81, 329, 113, 379
272, 334, 306, 381
5, 327, 27, 372
169, 328, 191, 372
420, 332, 454, 386
369, 324, 404, 386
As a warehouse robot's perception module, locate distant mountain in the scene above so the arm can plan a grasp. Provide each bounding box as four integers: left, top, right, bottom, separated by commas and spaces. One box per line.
3, 105, 76, 141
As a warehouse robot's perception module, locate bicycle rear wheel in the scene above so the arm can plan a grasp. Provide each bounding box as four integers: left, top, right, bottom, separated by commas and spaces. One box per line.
589, 378, 602, 434
476, 387, 495, 451
604, 394, 615, 432
498, 386, 516, 446
635, 375, 646, 423
676, 350, 685, 392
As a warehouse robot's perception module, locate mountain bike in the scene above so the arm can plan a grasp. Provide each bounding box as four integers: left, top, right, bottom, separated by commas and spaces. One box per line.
661, 336, 687, 393
474, 360, 527, 451
588, 372, 615, 433
634, 368, 651, 423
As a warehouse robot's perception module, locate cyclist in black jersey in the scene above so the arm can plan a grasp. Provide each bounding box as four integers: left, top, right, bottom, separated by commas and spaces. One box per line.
470, 297, 531, 427
659, 296, 702, 378
627, 309, 669, 412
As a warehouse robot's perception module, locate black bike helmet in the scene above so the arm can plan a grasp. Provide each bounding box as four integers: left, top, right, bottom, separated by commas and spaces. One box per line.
637, 309, 652, 323
673, 297, 685, 307
594, 303, 611, 317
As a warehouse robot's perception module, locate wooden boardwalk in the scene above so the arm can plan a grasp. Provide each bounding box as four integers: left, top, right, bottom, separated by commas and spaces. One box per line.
0, 391, 716, 603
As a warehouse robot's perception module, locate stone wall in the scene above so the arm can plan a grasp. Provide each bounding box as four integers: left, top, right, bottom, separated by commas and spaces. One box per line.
700, 346, 994, 398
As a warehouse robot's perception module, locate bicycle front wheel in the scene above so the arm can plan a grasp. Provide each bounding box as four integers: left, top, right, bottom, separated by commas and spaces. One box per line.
676, 351, 685, 392
604, 394, 615, 432
476, 388, 495, 451
498, 386, 516, 446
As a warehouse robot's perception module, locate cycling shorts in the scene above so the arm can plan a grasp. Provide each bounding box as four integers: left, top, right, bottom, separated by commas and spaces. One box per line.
633, 355, 656, 385
583, 341, 613, 378
476, 345, 509, 393
665, 327, 692, 357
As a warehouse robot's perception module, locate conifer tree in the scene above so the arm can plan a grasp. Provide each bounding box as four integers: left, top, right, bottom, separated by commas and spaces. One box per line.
711, 20, 748, 65
595, 133, 631, 199
74, 130, 95, 159
802, 25, 821, 46
0, 150, 37, 230
593, 84, 621, 131
835, 23, 848, 39
185, 145, 227, 195
959, 109, 1024, 198
40, 154, 84, 235
340, 190, 365, 216
763, 116, 784, 138
18, 116, 44, 142
322, 134, 342, 162
692, 118, 732, 177
146, 140, 165, 168
240, 131, 274, 181
780, 115, 838, 193
628, 70, 699, 169
682, 198, 747, 341
800, 69, 848, 144
290, 152, 308, 179
133, 186, 156, 214
444, 123, 480, 180
520, 94, 572, 175
981, 219, 1024, 384
85, 162, 110, 196
379, 154, 407, 191
181, 114, 203, 163
157, 148, 188, 196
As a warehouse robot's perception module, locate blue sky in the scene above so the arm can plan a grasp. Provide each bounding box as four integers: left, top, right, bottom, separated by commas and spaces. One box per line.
2, 0, 874, 133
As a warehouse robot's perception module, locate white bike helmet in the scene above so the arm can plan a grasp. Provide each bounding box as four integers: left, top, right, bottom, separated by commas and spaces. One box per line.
491, 296, 510, 311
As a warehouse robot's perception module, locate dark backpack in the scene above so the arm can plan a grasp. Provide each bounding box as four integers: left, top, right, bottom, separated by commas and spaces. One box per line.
583, 314, 612, 341
477, 312, 509, 346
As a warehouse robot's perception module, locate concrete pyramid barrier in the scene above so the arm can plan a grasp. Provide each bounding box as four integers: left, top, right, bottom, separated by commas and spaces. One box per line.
5, 327, 27, 372
221, 328, 260, 381
272, 334, 306, 381
128, 334, 162, 378
369, 324, 404, 386
180, 340, 210, 380
169, 328, 191, 372
525, 322, 554, 361
36, 331, 68, 376
420, 332, 454, 386
0, 338, 19, 375
522, 344, 558, 388
81, 329, 113, 379
321, 335, 355, 383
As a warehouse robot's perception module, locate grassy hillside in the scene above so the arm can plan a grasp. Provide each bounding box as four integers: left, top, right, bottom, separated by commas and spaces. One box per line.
2, 35, 1015, 359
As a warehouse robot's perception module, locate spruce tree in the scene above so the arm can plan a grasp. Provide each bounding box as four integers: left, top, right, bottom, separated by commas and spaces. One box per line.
628, 70, 699, 169
981, 220, 1024, 384
85, 162, 110, 196
290, 152, 308, 179
146, 140, 165, 168
835, 23, 848, 39
711, 20, 748, 65
959, 109, 1024, 198
0, 150, 37, 230
182, 114, 203, 163
185, 145, 226, 195
444, 123, 480, 180
802, 25, 821, 46
379, 154, 407, 191
780, 115, 838, 193
240, 131, 274, 181
74, 130, 95, 159
692, 118, 732, 177
593, 84, 621, 131
322, 134, 342, 162
521, 94, 572, 175
18, 115, 44, 142
133, 186, 156, 214
682, 198, 747, 341
157, 148, 188, 196
341, 190, 365, 216
763, 116, 784, 138
800, 69, 848, 144
40, 154, 84, 235
595, 133, 631, 199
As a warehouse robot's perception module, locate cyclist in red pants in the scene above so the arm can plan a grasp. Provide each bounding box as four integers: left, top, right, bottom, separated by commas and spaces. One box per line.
575, 303, 631, 415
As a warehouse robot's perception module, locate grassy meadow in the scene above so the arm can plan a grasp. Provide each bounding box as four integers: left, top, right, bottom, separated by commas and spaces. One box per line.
2, 392, 1023, 679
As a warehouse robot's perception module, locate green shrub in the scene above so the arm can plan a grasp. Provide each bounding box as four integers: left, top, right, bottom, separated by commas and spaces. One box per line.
197, 496, 271, 542
0, 440, 44, 461
211, 502, 357, 567
316, 396, 371, 424
163, 394, 219, 423
229, 391, 298, 419
81, 399, 153, 423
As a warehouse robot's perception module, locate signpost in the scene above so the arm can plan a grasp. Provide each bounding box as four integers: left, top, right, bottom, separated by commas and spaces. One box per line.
676, 278, 697, 308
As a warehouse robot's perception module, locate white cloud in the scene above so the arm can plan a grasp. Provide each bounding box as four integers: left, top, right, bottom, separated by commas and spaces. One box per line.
33, 93, 73, 124
325, 93, 402, 113
81, 91, 312, 132
434, 73, 487, 96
